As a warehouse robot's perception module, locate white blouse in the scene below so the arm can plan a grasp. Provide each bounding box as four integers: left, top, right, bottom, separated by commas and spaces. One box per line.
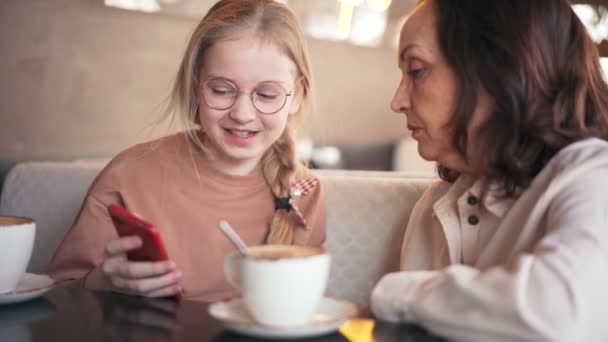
371, 138, 608, 342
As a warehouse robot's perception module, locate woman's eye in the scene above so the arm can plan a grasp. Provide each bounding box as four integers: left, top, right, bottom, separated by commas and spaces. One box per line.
408, 68, 425, 79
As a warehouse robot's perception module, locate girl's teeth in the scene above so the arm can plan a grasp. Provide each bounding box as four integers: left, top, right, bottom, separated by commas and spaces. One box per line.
231, 130, 253, 137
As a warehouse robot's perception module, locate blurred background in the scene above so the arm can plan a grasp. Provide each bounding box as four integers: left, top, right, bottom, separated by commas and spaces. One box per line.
0, 0, 606, 176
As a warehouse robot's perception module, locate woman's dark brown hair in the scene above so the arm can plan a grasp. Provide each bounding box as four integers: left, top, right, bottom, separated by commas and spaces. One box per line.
430, 0, 608, 196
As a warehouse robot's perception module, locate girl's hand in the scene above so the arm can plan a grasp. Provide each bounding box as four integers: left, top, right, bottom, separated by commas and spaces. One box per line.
101, 236, 184, 298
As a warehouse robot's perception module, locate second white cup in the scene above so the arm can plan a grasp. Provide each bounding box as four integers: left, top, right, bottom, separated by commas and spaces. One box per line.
224, 245, 330, 327
0, 216, 36, 293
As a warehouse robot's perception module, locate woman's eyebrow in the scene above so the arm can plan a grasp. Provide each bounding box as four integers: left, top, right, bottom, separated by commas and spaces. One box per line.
399, 44, 420, 64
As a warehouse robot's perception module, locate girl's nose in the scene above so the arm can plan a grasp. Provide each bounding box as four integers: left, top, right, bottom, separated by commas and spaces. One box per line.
229, 95, 257, 123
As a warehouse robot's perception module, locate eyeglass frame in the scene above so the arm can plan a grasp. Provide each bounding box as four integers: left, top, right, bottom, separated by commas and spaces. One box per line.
198, 78, 296, 115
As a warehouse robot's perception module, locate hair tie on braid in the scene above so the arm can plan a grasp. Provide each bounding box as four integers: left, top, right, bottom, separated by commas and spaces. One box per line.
274, 196, 292, 211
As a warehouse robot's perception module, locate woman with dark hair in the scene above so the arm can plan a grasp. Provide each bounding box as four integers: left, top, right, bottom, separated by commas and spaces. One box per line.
371, 0, 608, 340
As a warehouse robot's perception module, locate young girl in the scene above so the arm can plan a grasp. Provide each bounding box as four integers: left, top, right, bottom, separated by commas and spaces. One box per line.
48, 0, 325, 302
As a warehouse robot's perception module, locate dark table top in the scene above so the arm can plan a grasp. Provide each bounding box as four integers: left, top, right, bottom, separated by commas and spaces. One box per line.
0, 286, 446, 341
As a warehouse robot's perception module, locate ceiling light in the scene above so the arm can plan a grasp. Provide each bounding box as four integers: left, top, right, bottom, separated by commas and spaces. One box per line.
104, 0, 160, 13
572, 4, 608, 44
366, 0, 392, 12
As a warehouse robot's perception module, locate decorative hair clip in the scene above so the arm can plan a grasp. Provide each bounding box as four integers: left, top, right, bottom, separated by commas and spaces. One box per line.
285, 178, 318, 230
290, 178, 317, 198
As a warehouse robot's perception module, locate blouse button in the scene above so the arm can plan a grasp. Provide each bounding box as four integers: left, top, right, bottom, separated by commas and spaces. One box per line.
467, 195, 478, 205
468, 215, 479, 225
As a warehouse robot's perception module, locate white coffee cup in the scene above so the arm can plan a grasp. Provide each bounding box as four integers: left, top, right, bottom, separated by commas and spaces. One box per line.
0, 216, 36, 293
224, 245, 330, 327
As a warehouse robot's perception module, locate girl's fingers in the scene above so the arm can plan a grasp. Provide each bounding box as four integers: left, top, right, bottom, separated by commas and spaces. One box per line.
105, 236, 142, 258
101, 237, 183, 298
110, 270, 183, 294
104, 260, 177, 279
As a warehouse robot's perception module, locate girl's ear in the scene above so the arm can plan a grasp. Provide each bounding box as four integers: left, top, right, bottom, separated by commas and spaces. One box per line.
287, 78, 304, 116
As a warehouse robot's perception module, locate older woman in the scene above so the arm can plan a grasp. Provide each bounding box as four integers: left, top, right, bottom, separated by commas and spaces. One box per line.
371, 0, 608, 341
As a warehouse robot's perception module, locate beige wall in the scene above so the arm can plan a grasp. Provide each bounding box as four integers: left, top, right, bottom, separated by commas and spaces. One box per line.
0, 0, 406, 159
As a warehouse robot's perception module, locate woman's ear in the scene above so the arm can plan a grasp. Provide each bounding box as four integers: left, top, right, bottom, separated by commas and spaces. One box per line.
288, 78, 304, 116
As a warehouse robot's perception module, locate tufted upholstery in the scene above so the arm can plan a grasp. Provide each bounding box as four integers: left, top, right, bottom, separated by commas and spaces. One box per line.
320, 170, 431, 307
0, 161, 108, 276
0, 162, 433, 307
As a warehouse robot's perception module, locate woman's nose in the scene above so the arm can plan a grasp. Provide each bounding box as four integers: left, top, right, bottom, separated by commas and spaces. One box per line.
390, 78, 411, 114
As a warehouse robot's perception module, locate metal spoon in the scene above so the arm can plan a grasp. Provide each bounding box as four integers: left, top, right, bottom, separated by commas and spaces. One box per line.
218, 220, 250, 255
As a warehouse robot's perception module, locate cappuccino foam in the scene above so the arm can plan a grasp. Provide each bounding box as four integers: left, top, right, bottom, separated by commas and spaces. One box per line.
248, 245, 324, 261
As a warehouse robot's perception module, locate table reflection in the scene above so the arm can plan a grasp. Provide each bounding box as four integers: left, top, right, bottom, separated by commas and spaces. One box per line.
0, 286, 446, 342
212, 332, 350, 342
96, 292, 181, 342
0, 298, 56, 325
0, 298, 56, 342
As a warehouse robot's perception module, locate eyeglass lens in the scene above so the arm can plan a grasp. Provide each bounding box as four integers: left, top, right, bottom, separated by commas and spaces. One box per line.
202, 79, 290, 114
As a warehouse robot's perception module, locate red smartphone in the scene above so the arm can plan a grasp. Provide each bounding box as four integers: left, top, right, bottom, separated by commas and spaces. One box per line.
107, 204, 183, 301
107, 204, 169, 262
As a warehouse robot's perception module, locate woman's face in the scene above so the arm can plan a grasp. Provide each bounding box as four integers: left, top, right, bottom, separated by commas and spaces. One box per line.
391, 0, 491, 173
198, 32, 302, 175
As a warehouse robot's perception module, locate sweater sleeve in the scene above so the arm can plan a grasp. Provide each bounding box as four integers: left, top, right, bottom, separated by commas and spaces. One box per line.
371, 168, 608, 341
47, 175, 121, 289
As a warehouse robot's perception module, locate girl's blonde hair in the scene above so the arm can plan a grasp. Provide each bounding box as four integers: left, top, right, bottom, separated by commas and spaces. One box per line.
165, 0, 314, 244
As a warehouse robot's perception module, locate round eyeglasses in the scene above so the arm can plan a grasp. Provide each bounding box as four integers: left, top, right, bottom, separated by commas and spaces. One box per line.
200, 79, 294, 115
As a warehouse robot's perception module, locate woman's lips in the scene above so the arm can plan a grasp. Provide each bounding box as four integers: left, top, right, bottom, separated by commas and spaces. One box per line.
407, 125, 423, 139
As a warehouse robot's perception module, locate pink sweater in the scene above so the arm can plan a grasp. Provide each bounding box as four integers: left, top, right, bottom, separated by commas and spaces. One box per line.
48, 132, 326, 302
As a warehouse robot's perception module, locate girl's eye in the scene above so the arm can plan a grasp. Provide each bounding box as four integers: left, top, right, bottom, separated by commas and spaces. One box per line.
212, 88, 235, 96
255, 92, 279, 100
254, 84, 282, 102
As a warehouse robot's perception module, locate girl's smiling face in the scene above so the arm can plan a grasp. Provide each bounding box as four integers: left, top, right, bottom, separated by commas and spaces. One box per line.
198, 32, 302, 175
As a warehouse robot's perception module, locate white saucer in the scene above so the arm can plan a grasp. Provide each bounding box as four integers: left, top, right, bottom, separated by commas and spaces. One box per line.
209, 297, 358, 340
0, 273, 54, 305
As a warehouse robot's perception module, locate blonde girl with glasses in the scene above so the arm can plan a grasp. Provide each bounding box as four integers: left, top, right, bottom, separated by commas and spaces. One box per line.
48, 0, 325, 301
